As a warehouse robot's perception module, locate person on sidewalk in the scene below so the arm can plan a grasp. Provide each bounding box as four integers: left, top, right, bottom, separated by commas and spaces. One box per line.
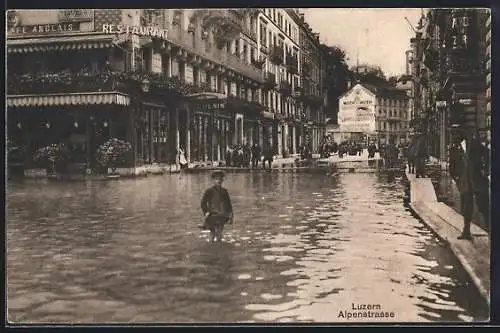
251, 143, 261, 169
406, 137, 416, 174
200, 170, 234, 243
262, 145, 274, 169
449, 130, 490, 240
413, 131, 427, 178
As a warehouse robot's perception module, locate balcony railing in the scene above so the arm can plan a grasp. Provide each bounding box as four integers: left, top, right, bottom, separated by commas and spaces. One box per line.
279, 80, 292, 96
302, 63, 311, 78
269, 45, 284, 65
285, 53, 299, 74
167, 26, 263, 83
7, 70, 219, 97
263, 71, 277, 90
7, 70, 130, 95
227, 93, 266, 115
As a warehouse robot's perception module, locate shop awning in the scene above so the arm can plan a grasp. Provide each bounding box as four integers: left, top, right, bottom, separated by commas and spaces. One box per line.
7, 33, 129, 54
7, 92, 130, 107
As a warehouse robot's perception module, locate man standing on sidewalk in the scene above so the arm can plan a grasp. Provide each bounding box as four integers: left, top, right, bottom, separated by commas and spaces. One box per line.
413, 130, 427, 178
449, 129, 490, 240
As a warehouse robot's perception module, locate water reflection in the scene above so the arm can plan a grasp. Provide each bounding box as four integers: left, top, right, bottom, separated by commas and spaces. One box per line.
7, 173, 488, 323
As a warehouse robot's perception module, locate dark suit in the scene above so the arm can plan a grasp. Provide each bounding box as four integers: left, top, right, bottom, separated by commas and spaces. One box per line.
449, 139, 490, 234
412, 134, 427, 178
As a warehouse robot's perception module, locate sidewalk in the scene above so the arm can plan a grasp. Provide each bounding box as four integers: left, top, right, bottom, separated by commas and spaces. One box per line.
405, 169, 490, 305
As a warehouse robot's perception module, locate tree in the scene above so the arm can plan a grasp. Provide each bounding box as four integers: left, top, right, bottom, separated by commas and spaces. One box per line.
388, 76, 399, 86
323, 45, 352, 123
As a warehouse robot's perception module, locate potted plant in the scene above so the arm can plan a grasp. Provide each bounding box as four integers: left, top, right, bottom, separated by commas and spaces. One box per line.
33, 143, 70, 177
96, 138, 132, 178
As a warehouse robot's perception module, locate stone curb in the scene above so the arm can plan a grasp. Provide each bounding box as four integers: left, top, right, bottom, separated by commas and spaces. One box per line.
405, 170, 490, 306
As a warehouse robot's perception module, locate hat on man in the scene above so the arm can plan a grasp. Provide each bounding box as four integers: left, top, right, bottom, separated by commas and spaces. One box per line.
211, 170, 225, 179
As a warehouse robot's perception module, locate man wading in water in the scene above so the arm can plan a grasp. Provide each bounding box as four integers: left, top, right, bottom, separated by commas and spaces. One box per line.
200, 170, 234, 243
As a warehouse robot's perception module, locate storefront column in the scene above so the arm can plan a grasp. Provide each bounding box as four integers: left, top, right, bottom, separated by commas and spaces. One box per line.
186, 109, 191, 163
198, 115, 202, 161
149, 108, 154, 163
292, 126, 297, 154
175, 108, 180, 152
203, 116, 208, 161
217, 119, 221, 161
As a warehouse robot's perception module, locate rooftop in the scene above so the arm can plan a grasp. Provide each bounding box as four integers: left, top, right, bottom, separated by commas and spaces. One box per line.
360, 82, 409, 99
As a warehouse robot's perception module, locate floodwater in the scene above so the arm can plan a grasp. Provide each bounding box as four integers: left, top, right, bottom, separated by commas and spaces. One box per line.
6, 172, 489, 323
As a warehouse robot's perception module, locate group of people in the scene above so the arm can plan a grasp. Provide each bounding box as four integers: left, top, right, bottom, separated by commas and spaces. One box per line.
401, 129, 490, 241
197, 128, 490, 244
402, 133, 428, 177
225, 143, 275, 169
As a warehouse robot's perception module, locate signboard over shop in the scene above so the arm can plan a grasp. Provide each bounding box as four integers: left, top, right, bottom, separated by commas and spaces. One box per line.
58, 9, 93, 22
7, 9, 89, 36
342, 99, 373, 105
9, 23, 80, 35
102, 24, 168, 40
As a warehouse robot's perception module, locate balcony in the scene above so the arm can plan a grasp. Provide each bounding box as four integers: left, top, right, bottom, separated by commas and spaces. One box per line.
269, 45, 284, 65
226, 93, 266, 116
285, 53, 299, 75
7, 70, 219, 97
166, 26, 263, 83
263, 72, 277, 90
302, 62, 311, 78
7, 70, 132, 95
279, 80, 292, 96
251, 56, 266, 70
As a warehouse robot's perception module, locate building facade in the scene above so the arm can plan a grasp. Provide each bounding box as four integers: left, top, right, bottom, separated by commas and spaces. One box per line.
257, 8, 301, 156
7, 9, 328, 175
295, 11, 327, 153
338, 83, 410, 144
410, 8, 490, 161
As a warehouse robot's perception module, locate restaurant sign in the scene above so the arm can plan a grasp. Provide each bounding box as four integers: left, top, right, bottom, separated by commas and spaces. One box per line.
9, 23, 80, 35
102, 24, 168, 40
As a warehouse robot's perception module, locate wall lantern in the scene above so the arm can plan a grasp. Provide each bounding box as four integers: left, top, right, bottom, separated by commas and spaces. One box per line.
45, 122, 51, 129
103, 121, 109, 128
74, 121, 79, 128
17, 122, 22, 129
141, 79, 150, 93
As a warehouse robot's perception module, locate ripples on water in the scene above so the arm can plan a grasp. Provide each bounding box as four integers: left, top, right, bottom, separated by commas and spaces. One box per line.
6, 173, 488, 323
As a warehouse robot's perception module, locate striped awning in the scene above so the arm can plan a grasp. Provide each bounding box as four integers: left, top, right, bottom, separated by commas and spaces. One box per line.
7, 92, 130, 107
7, 34, 129, 54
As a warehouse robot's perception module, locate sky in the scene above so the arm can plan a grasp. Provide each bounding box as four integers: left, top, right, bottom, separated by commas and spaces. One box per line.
303, 8, 424, 77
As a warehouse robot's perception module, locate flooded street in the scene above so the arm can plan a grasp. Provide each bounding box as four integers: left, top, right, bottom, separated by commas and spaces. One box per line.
6, 172, 489, 323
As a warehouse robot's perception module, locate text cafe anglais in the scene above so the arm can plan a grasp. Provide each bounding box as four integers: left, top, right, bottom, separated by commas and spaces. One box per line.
102, 24, 168, 40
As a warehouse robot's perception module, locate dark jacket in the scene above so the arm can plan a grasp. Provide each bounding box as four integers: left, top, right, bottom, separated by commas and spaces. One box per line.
409, 135, 426, 159
449, 139, 489, 194
252, 145, 261, 160
201, 185, 233, 217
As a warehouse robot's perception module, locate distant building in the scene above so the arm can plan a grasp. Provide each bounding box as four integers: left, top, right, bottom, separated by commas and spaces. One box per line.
338, 83, 410, 144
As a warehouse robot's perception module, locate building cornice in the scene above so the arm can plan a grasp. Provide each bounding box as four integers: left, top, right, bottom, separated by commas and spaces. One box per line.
286, 9, 303, 26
